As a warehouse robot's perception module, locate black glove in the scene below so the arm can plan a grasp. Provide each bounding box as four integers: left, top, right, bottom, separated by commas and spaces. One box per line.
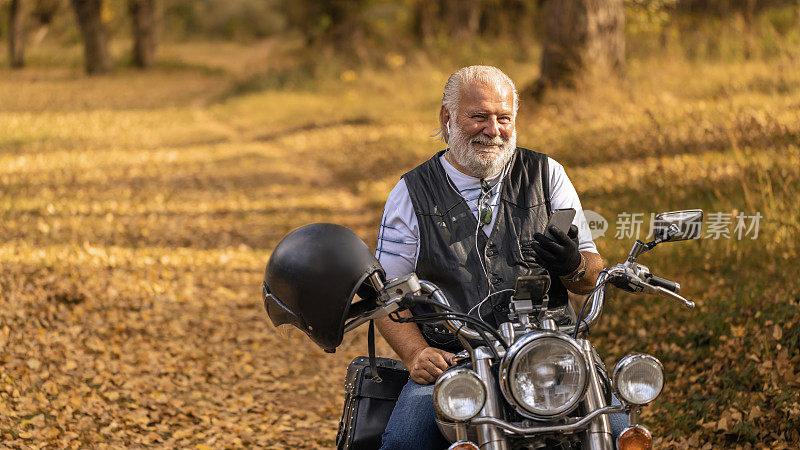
531, 224, 582, 277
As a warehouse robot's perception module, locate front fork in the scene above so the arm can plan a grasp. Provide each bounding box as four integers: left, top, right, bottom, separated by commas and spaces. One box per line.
473, 346, 510, 450
579, 340, 614, 450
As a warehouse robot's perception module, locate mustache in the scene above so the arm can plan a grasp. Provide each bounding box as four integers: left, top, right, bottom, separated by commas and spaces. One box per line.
470, 135, 507, 146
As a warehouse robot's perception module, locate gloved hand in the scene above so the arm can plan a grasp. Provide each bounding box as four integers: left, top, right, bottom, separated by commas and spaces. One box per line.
531, 224, 582, 277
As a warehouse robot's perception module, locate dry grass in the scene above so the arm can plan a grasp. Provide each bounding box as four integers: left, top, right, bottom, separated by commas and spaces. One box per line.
0, 40, 798, 448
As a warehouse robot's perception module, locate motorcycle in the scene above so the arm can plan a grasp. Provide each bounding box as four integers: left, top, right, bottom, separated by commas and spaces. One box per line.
264, 209, 703, 450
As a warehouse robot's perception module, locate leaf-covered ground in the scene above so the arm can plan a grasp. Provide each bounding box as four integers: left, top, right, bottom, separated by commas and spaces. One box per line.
1, 42, 799, 448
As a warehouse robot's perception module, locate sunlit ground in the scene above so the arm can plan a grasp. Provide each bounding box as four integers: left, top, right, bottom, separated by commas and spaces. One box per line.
0, 41, 798, 448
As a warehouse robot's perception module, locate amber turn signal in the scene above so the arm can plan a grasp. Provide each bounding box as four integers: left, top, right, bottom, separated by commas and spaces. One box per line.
617, 425, 652, 450
447, 441, 479, 450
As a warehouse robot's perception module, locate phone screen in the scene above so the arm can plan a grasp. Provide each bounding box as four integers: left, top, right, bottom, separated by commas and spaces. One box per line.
545, 208, 576, 239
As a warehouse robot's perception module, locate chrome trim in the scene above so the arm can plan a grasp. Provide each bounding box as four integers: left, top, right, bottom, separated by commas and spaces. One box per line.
369, 272, 385, 293
470, 405, 625, 435
447, 441, 479, 450
473, 347, 509, 449
627, 239, 648, 262
650, 284, 695, 308
612, 354, 664, 406
454, 424, 468, 443
541, 318, 557, 331
343, 297, 402, 332
558, 265, 625, 336
499, 322, 515, 346
379, 273, 421, 303
498, 331, 590, 420
419, 280, 484, 342
433, 368, 487, 422
579, 340, 613, 449
628, 406, 641, 426
616, 424, 652, 449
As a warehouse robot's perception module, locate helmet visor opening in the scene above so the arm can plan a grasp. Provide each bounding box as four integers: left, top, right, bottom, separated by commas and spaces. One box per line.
263, 281, 307, 331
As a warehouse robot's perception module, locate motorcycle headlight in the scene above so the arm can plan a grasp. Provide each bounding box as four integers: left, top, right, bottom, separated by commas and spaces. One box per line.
499, 332, 589, 419
613, 354, 664, 405
433, 368, 486, 422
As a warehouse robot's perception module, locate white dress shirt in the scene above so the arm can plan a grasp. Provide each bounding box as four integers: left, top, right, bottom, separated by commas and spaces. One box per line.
376, 153, 598, 280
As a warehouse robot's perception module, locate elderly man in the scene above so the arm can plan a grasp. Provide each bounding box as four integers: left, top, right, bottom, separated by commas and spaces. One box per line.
374, 66, 605, 449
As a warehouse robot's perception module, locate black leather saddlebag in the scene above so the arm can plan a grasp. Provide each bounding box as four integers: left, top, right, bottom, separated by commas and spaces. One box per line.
336, 356, 409, 450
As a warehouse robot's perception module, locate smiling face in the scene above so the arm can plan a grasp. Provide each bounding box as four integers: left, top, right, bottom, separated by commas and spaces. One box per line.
442, 81, 517, 179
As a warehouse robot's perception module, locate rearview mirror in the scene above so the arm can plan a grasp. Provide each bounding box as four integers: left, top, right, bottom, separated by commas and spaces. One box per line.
653, 210, 703, 241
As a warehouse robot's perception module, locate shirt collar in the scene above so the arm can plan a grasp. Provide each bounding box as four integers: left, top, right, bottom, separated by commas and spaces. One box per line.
440, 151, 504, 192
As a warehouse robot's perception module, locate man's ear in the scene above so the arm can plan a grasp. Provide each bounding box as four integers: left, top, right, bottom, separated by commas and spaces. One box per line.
439, 106, 451, 142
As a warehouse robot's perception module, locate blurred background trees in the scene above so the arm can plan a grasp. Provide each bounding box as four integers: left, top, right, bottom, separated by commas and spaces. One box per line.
8, 0, 25, 67
2, 0, 799, 82
128, 0, 159, 69
71, 0, 111, 73
531, 0, 626, 97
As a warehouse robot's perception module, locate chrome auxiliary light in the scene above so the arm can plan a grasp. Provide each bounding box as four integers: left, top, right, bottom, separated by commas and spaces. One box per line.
498, 332, 589, 419
433, 368, 487, 422
613, 354, 664, 405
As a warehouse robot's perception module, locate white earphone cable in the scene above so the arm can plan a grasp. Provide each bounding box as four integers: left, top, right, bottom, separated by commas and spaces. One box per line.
441, 148, 514, 321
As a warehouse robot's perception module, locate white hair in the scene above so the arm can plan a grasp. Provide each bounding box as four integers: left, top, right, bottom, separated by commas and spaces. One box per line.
437, 65, 519, 143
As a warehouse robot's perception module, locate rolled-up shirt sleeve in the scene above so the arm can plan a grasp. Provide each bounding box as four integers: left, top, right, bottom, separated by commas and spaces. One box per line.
375, 179, 420, 280
548, 157, 598, 254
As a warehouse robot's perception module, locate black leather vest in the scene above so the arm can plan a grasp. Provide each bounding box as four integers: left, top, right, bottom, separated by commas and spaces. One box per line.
403, 147, 569, 350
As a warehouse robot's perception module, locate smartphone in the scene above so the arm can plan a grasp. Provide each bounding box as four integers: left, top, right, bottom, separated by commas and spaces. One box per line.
544, 208, 576, 239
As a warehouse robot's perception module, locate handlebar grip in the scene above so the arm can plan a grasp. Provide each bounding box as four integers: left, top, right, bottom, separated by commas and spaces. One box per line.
646, 274, 680, 293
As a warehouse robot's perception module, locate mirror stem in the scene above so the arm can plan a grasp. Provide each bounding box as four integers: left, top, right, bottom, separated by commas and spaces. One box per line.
628, 222, 683, 263
627, 240, 648, 263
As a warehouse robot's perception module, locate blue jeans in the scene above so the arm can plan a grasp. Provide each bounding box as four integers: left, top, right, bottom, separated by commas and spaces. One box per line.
381, 379, 449, 450
381, 378, 629, 449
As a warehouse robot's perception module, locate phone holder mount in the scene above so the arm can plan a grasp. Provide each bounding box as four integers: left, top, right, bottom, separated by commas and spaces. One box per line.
509, 274, 552, 330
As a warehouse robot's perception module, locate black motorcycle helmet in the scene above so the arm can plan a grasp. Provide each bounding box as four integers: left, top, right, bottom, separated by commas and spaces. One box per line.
263, 223, 385, 353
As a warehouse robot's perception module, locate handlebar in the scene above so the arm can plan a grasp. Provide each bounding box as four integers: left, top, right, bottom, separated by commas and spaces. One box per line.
557, 266, 623, 335
649, 284, 695, 308
417, 264, 693, 343
418, 280, 485, 342
645, 274, 680, 293
421, 266, 630, 340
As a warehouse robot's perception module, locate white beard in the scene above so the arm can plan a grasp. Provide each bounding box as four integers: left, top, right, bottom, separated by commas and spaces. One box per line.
449, 123, 516, 179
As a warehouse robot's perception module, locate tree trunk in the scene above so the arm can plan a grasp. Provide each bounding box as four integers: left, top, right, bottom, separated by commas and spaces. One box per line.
128, 0, 158, 68
325, 0, 368, 61
532, 0, 625, 94
9, 0, 26, 68
441, 0, 482, 39
465, 0, 482, 37
413, 0, 440, 43
71, 0, 111, 74
743, 0, 756, 60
